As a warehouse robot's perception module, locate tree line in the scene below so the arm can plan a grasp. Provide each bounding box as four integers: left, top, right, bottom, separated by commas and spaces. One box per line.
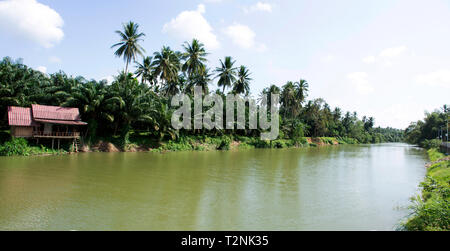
405, 105, 449, 148
0, 21, 403, 145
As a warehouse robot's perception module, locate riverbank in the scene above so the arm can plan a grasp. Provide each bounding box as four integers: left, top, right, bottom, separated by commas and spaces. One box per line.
402, 148, 450, 231
0, 137, 67, 157
0, 133, 364, 157
82, 135, 347, 153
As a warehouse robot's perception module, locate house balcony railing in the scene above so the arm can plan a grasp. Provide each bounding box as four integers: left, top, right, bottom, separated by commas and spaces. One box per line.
33, 131, 81, 138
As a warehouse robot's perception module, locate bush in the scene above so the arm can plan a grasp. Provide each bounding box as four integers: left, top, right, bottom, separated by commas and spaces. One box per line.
401, 148, 450, 231
402, 177, 450, 231
338, 137, 358, 145
272, 140, 286, 149
0, 138, 31, 156
294, 137, 308, 147
217, 136, 231, 150
428, 148, 445, 162
421, 139, 442, 149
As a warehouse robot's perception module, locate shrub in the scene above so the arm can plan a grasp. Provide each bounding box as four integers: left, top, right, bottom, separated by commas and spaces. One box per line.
428, 148, 445, 162
421, 139, 442, 149
217, 136, 231, 150
402, 179, 450, 231
272, 140, 286, 149
295, 137, 308, 147
0, 138, 31, 156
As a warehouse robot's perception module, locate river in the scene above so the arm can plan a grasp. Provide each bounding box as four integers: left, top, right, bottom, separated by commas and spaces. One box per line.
0, 143, 427, 230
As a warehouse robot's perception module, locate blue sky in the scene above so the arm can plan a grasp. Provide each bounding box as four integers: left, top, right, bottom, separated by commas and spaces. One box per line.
0, 0, 449, 128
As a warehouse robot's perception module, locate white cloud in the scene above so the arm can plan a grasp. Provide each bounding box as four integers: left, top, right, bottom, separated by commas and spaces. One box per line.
0, 0, 64, 48
244, 2, 273, 13
321, 55, 335, 63
36, 66, 47, 73
363, 46, 408, 66
362, 56, 376, 64
162, 4, 220, 50
347, 72, 374, 94
379, 46, 408, 58
415, 69, 450, 88
224, 24, 267, 52
49, 56, 61, 63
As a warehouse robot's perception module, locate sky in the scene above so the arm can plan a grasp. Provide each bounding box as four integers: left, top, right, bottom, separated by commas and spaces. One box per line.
0, 0, 449, 129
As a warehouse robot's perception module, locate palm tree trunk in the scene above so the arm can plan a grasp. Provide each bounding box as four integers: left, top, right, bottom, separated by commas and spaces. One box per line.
125, 61, 129, 74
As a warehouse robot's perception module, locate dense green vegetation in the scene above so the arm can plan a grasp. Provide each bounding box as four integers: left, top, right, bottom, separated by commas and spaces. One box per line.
402, 107, 449, 231
0, 21, 403, 154
402, 148, 449, 231
404, 105, 449, 148
0, 137, 66, 156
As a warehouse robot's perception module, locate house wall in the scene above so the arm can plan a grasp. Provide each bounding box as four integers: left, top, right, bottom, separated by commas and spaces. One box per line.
11, 126, 33, 138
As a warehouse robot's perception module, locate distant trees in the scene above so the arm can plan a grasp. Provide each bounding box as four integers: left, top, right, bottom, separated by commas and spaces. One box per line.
405, 106, 449, 147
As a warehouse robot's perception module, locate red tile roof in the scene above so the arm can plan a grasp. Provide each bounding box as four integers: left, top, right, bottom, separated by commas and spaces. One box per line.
8, 105, 87, 126
34, 119, 87, 126
31, 104, 82, 121
8, 106, 37, 126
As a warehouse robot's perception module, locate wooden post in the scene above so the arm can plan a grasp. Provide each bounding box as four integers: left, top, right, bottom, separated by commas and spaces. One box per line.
58, 139, 60, 150
52, 139, 54, 149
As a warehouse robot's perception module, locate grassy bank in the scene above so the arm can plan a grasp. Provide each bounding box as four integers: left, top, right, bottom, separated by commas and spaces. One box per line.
401, 148, 450, 231
0, 131, 362, 156
0, 137, 67, 157
85, 134, 358, 154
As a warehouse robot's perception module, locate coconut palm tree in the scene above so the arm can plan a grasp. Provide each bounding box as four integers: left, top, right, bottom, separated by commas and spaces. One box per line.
111, 21, 146, 74
153, 46, 181, 86
185, 68, 212, 95
281, 81, 298, 118
294, 79, 309, 107
259, 84, 280, 108
162, 75, 184, 97
215, 56, 237, 93
135, 56, 155, 85
232, 65, 252, 96
182, 39, 208, 78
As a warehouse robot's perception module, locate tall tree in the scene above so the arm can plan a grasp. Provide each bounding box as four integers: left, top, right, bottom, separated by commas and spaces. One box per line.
106, 74, 156, 143
259, 84, 281, 108
215, 56, 237, 93
281, 81, 298, 118
111, 21, 146, 74
232, 65, 252, 96
135, 56, 155, 85
182, 39, 208, 78
153, 46, 181, 87
185, 68, 212, 95
294, 79, 309, 106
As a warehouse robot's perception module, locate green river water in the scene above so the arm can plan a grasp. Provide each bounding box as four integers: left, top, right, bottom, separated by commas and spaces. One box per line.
0, 143, 427, 230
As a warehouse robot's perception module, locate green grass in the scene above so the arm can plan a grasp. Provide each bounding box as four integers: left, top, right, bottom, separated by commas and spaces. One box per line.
401, 148, 450, 231
0, 138, 67, 156
428, 148, 446, 162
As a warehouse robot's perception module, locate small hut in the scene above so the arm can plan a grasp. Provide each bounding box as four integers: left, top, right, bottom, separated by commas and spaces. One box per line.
7, 104, 87, 150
